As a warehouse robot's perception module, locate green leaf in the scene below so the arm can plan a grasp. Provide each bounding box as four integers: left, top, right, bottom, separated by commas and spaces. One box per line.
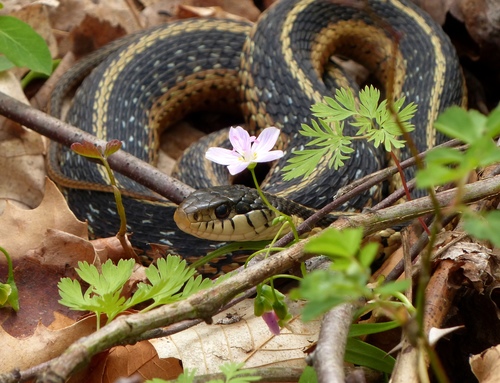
132, 256, 212, 311
434, 106, 484, 143
0, 246, 19, 311
463, 210, 500, 248
358, 242, 379, 268
358, 85, 380, 119
305, 227, 363, 259
485, 104, 500, 137
345, 337, 395, 374
77, 259, 134, 296
374, 279, 410, 296
218, 362, 260, 383
0, 284, 11, 305
415, 147, 466, 188
0, 55, 14, 71
0, 15, 52, 75
104, 139, 122, 157
348, 321, 400, 337
298, 366, 318, 383
71, 141, 104, 159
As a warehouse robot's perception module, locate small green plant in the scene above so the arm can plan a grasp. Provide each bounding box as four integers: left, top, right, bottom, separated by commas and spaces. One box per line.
58, 256, 214, 329
71, 140, 135, 256
293, 227, 411, 321
145, 362, 260, 383
0, 246, 19, 311
416, 104, 500, 246
291, 227, 409, 373
283, 85, 416, 180
0, 14, 52, 75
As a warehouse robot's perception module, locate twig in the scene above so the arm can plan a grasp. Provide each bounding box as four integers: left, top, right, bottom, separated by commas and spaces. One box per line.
313, 303, 358, 383
0, 91, 193, 204
2, 174, 492, 382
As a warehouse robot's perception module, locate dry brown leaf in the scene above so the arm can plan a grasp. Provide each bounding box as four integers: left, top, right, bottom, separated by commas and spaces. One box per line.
68, 342, 183, 383
470, 344, 500, 382
150, 299, 320, 374
457, 0, 500, 61
0, 72, 46, 214
0, 178, 88, 261
0, 228, 98, 336
0, 316, 97, 373
69, 13, 128, 58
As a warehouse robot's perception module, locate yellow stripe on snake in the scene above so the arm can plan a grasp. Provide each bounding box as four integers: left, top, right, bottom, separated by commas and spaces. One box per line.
49, 0, 466, 272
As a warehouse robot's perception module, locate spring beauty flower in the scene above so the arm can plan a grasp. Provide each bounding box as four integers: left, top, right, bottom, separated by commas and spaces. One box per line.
205, 126, 284, 175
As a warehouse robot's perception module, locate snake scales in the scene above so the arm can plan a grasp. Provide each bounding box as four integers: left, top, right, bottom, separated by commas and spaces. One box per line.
49, 0, 466, 272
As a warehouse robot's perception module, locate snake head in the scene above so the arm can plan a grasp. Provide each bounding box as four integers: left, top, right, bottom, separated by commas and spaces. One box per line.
174, 185, 284, 241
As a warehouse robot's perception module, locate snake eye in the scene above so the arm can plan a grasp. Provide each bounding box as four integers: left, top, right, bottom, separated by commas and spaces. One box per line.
215, 203, 231, 219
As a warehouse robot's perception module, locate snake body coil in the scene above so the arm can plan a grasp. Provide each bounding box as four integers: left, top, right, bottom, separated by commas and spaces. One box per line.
49, 0, 465, 266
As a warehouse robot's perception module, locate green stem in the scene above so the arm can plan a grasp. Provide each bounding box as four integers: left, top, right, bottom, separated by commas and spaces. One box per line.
0, 246, 19, 311
249, 167, 300, 241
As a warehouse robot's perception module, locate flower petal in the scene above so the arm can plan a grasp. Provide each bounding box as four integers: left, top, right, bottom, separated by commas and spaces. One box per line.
227, 161, 250, 175
229, 126, 252, 154
205, 147, 240, 165
256, 150, 284, 163
262, 311, 280, 335
252, 127, 280, 153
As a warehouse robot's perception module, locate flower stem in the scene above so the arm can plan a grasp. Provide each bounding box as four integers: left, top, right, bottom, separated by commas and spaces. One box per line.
249, 167, 299, 241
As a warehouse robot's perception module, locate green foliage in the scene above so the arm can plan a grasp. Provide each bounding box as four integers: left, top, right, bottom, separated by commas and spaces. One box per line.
283, 85, 416, 180
463, 210, 500, 248
58, 259, 135, 329
0, 15, 52, 74
417, 106, 500, 188
416, 104, 500, 248
298, 366, 317, 383
345, 337, 395, 374
129, 256, 213, 312
58, 256, 215, 329
0, 246, 19, 311
291, 227, 411, 322
145, 362, 260, 383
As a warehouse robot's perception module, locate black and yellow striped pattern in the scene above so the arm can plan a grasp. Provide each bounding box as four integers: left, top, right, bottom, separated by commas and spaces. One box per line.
49, 0, 466, 262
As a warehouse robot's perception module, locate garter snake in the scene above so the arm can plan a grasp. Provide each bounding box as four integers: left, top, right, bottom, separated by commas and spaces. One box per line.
49, 0, 466, 271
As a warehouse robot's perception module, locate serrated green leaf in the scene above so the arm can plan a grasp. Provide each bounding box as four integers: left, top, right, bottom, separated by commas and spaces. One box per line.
58, 278, 94, 311
76, 259, 134, 296
0, 15, 52, 75
358, 85, 380, 119
345, 337, 395, 373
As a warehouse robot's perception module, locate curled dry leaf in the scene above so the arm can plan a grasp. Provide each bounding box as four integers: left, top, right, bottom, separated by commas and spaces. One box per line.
0, 178, 88, 261
470, 344, 500, 383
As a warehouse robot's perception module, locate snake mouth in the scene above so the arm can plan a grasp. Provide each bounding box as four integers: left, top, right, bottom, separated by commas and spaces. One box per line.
173, 208, 191, 237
